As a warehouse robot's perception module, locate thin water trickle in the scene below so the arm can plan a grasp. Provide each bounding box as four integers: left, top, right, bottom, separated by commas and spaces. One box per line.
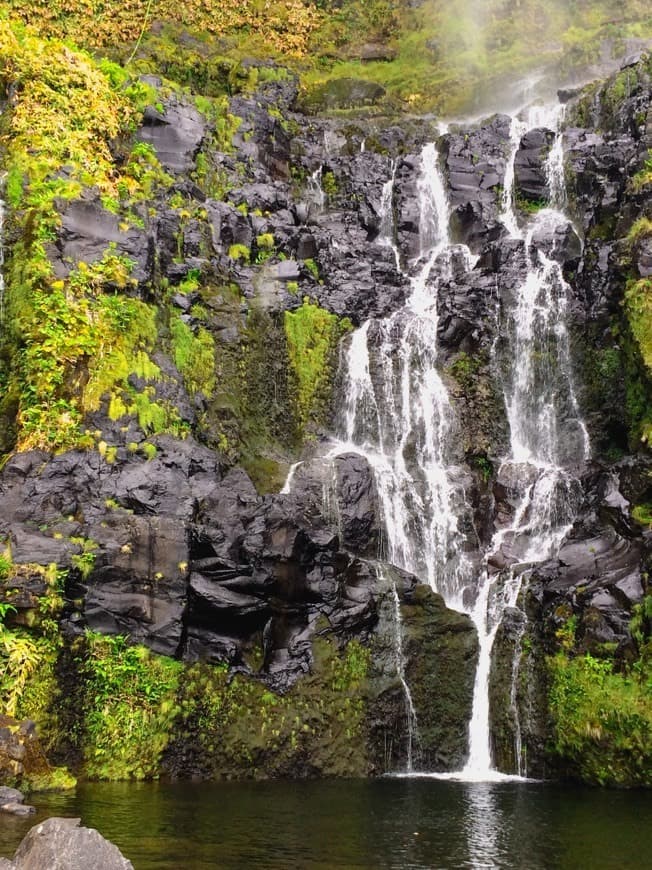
376, 562, 420, 772
280, 461, 303, 495
307, 165, 325, 214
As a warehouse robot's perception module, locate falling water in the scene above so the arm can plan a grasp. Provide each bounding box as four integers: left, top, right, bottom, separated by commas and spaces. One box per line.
333, 143, 472, 606
324, 143, 475, 764
377, 160, 401, 269
462, 103, 590, 779
307, 165, 325, 213
286, 108, 589, 779
280, 461, 303, 495
376, 562, 420, 772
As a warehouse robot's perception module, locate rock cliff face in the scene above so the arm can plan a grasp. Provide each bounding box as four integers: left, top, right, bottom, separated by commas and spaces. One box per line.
0, 35, 650, 785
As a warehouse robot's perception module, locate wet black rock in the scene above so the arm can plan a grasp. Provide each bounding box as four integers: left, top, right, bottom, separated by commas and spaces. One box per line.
514, 127, 555, 204
441, 114, 512, 250
137, 96, 207, 172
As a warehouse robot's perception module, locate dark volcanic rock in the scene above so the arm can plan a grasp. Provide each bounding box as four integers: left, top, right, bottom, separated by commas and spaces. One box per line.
137, 96, 207, 172
441, 114, 512, 250
514, 127, 555, 204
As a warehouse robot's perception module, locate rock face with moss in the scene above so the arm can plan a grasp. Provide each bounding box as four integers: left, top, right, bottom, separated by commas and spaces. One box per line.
0, 12, 652, 789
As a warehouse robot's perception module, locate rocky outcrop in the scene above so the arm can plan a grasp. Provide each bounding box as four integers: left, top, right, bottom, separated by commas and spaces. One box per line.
441, 114, 511, 250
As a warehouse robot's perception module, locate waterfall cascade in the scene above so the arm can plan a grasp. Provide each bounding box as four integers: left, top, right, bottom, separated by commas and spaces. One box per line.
283, 102, 590, 779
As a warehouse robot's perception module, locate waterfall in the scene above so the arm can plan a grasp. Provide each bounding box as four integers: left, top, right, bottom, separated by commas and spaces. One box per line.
280, 461, 303, 495
285, 107, 588, 779
462, 104, 590, 779
333, 142, 472, 606
325, 143, 474, 765
377, 160, 401, 269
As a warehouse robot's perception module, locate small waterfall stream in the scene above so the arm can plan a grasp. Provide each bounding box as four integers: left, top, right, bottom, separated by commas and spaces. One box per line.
462, 104, 590, 779
325, 141, 474, 764
332, 142, 472, 604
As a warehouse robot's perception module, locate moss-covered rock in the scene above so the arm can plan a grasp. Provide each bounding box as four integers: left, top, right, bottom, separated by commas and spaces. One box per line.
401, 585, 478, 771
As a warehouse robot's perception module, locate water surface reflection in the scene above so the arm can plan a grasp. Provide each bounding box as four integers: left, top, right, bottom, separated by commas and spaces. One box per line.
1, 779, 650, 869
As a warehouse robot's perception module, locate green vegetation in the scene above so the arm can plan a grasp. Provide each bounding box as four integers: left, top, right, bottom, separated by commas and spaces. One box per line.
449, 352, 482, 392
284, 299, 352, 430
0, 21, 180, 452
623, 279, 652, 444
228, 243, 251, 263
76, 632, 183, 780
548, 651, 651, 786
516, 195, 548, 214
4, 0, 322, 58
548, 601, 652, 786
299, 0, 652, 114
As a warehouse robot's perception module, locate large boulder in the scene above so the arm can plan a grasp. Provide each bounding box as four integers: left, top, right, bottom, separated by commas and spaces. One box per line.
9, 818, 133, 870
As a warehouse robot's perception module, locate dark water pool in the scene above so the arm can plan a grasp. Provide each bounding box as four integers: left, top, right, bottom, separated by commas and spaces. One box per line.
1, 778, 651, 869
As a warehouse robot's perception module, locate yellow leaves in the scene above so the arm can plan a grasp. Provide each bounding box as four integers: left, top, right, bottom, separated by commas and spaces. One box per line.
3, 0, 324, 58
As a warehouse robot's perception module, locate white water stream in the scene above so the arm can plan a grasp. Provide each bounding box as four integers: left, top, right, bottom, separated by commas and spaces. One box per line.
462, 104, 589, 779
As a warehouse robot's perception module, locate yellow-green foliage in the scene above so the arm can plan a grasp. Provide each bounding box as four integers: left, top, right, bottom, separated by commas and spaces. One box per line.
78, 633, 183, 781
548, 651, 651, 786
284, 299, 351, 429
621, 257, 652, 445
0, 21, 176, 451
0, 563, 65, 740
624, 278, 652, 386
4, 0, 322, 58
170, 314, 216, 396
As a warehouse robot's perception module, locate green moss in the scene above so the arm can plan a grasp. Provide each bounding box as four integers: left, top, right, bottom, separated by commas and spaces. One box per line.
170, 313, 216, 397
256, 232, 275, 250
626, 216, 652, 246
228, 243, 251, 263
24, 766, 77, 793
449, 351, 482, 392
321, 170, 338, 197
0, 22, 176, 452
284, 299, 352, 431
303, 258, 320, 280
174, 637, 371, 778
631, 503, 652, 527
516, 194, 548, 214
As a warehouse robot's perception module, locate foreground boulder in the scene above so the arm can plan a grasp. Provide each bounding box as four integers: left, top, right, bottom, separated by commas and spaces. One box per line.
4, 818, 133, 870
